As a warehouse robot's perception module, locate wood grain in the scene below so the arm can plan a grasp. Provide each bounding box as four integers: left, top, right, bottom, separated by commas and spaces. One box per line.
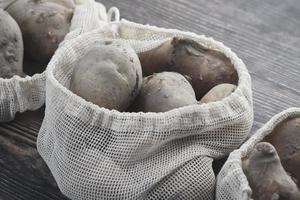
1, 0, 299, 199
0, 108, 69, 200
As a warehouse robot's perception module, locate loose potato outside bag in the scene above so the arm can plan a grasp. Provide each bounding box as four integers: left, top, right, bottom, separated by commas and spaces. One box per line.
0, 0, 110, 121
36, 2, 253, 199
216, 107, 300, 200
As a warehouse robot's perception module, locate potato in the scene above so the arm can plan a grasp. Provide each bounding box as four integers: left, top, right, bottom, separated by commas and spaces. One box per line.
264, 116, 300, 187
0, 8, 23, 78
200, 83, 236, 103
130, 72, 197, 112
138, 37, 238, 100
6, 0, 73, 65
242, 142, 300, 200
70, 41, 142, 111
138, 39, 173, 76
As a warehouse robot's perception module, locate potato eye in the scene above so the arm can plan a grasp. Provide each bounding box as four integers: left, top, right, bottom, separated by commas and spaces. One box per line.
0, 39, 8, 48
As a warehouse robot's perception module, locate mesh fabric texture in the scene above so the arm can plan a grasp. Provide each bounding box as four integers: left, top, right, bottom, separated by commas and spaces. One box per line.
216, 107, 300, 200
0, 0, 104, 121
0, 73, 45, 121
34, 1, 253, 199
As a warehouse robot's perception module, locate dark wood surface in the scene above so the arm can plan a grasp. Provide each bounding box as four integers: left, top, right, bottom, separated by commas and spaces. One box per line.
1, 0, 300, 199
0, 108, 69, 200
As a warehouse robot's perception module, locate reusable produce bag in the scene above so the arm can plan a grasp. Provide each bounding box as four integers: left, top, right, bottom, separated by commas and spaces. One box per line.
216, 107, 300, 200
0, 0, 109, 121
37, 1, 253, 199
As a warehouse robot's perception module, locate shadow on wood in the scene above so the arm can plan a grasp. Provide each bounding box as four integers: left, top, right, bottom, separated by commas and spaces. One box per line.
0, 107, 69, 200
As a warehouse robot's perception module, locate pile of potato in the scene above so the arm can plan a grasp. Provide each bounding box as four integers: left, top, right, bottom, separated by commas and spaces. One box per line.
242, 116, 300, 200
70, 36, 300, 199
0, 0, 74, 78
4, 1, 300, 199
0, 0, 238, 111
70, 37, 239, 112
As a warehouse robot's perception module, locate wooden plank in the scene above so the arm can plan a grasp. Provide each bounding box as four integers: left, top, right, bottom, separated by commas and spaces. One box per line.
0, 108, 69, 200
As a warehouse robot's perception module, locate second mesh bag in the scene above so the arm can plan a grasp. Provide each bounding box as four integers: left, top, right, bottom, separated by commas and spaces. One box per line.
0, 0, 110, 121
216, 107, 300, 200
37, 6, 254, 200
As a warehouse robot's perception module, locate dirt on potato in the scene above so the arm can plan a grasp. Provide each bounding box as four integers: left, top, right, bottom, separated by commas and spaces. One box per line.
6, 0, 73, 66
70, 41, 142, 111
129, 71, 197, 112
0, 8, 23, 78
264, 116, 300, 188
138, 37, 238, 100
242, 142, 300, 200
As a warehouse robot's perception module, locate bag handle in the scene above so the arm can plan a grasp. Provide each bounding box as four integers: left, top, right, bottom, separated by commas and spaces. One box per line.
107, 7, 120, 23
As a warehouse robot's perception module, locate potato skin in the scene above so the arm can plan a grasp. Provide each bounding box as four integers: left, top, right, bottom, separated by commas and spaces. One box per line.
130, 72, 197, 113
242, 142, 300, 200
70, 41, 142, 111
138, 40, 173, 76
170, 38, 238, 100
138, 37, 238, 100
200, 83, 236, 103
0, 8, 23, 78
264, 116, 300, 187
6, 0, 73, 64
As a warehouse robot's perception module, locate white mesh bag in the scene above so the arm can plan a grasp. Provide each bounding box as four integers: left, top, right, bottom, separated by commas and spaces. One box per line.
216, 107, 300, 200
37, 2, 253, 199
0, 0, 110, 121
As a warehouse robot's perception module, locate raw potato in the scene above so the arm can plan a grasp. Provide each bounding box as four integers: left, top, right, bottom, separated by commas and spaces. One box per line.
0, 8, 23, 78
130, 72, 197, 112
242, 142, 300, 200
138, 37, 238, 100
264, 116, 300, 187
138, 40, 173, 76
200, 83, 236, 103
70, 41, 142, 111
6, 0, 73, 64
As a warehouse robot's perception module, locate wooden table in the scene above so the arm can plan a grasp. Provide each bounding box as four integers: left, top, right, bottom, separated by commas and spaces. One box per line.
1, 0, 300, 199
